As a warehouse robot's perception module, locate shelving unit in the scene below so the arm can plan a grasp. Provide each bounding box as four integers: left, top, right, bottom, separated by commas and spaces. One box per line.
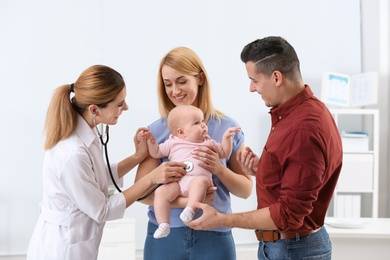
329, 109, 379, 218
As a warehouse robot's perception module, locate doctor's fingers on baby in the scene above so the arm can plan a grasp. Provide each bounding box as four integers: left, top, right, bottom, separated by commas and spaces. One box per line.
153, 161, 187, 184
135, 128, 149, 142
135, 128, 157, 144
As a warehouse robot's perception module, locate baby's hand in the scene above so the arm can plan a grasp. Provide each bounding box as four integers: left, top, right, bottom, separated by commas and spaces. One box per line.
136, 129, 157, 145
147, 132, 157, 144
223, 126, 241, 139
136, 130, 148, 142
133, 127, 150, 160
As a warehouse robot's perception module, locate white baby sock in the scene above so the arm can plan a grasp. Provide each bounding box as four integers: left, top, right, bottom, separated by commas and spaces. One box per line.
153, 223, 170, 239
180, 207, 195, 223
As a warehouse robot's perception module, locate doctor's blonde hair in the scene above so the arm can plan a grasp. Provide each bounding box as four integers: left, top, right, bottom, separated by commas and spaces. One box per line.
44, 65, 125, 150
157, 47, 224, 122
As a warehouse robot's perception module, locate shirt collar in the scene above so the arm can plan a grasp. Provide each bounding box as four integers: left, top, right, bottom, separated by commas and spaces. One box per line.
270, 85, 313, 117
75, 114, 99, 148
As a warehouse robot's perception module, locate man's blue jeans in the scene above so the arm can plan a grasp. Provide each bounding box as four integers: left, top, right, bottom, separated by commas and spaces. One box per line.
257, 226, 331, 259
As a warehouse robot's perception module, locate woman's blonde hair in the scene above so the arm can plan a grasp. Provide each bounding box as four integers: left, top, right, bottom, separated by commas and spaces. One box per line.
44, 65, 125, 150
157, 47, 224, 122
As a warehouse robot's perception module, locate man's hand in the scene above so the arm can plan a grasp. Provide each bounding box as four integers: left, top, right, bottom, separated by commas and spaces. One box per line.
237, 146, 259, 176
186, 202, 224, 230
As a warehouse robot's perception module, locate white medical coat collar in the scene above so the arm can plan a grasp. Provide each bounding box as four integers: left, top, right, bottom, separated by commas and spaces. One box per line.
75, 114, 99, 148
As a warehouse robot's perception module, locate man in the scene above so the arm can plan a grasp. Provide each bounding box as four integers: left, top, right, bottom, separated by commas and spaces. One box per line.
187, 36, 342, 260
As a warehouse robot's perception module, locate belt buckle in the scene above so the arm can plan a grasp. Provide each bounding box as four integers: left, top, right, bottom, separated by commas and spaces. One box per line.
255, 230, 280, 242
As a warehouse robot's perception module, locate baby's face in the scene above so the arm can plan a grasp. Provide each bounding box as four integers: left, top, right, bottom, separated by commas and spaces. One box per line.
180, 109, 208, 143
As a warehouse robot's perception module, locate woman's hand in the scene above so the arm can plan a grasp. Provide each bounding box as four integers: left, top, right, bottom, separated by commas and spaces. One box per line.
203, 180, 217, 205
150, 161, 187, 185
237, 146, 259, 176
192, 145, 224, 176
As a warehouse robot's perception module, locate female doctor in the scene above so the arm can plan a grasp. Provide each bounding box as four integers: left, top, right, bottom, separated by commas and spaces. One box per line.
27, 65, 187, 259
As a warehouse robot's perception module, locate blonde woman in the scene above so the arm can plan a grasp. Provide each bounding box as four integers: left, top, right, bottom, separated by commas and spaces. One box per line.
135, 47, 253, 260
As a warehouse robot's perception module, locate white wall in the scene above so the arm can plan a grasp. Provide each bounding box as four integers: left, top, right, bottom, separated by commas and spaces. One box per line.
0, 0, 362, 255
361, 0, 390, 217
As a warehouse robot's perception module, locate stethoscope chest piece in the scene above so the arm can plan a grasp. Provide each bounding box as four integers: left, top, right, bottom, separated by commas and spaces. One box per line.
184, 161, 194, 172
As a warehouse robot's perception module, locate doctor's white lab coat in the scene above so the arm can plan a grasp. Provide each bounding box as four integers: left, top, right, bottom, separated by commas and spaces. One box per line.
27, 115, 126, 260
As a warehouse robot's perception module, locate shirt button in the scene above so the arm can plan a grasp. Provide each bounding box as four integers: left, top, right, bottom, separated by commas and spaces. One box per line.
279, 116, 282, 120
272, 126, 275, 131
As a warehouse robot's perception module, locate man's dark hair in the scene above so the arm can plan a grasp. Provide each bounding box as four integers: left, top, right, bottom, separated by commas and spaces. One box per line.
240, 36, 301, 80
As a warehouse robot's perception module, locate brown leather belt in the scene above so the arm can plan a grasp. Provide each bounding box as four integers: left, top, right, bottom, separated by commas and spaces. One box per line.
255, 229, 319, 242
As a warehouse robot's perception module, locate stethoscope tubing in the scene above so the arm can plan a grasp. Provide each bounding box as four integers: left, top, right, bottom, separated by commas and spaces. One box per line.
98, 124, 160, 201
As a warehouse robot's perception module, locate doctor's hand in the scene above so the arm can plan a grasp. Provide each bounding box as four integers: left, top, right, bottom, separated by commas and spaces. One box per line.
133, 127, 149, 161
237, 146, 259, 176
186, 202, 224, 230
151, 161, 187, 185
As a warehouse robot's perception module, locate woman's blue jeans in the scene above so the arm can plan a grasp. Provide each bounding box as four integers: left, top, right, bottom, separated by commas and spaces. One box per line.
144, 221, 236, 260
257, 226, 332, 260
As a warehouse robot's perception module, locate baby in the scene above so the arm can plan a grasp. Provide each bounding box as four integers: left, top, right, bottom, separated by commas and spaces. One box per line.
140, 105, 241, 238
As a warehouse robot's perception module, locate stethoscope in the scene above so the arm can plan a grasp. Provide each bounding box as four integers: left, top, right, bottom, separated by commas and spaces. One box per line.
96, 123, 163, 201
95, 122, 194, 201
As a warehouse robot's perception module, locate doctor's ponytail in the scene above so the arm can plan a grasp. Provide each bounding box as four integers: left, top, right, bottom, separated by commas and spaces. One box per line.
43, 65, 124, 150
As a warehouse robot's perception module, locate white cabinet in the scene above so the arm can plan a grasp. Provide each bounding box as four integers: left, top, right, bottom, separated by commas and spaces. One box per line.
329, 109, 379, 218
98, 218, 135, 260
326, 217, 390, 260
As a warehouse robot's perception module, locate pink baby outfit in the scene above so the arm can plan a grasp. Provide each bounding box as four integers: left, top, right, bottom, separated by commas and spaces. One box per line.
159, 134, 222, 196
